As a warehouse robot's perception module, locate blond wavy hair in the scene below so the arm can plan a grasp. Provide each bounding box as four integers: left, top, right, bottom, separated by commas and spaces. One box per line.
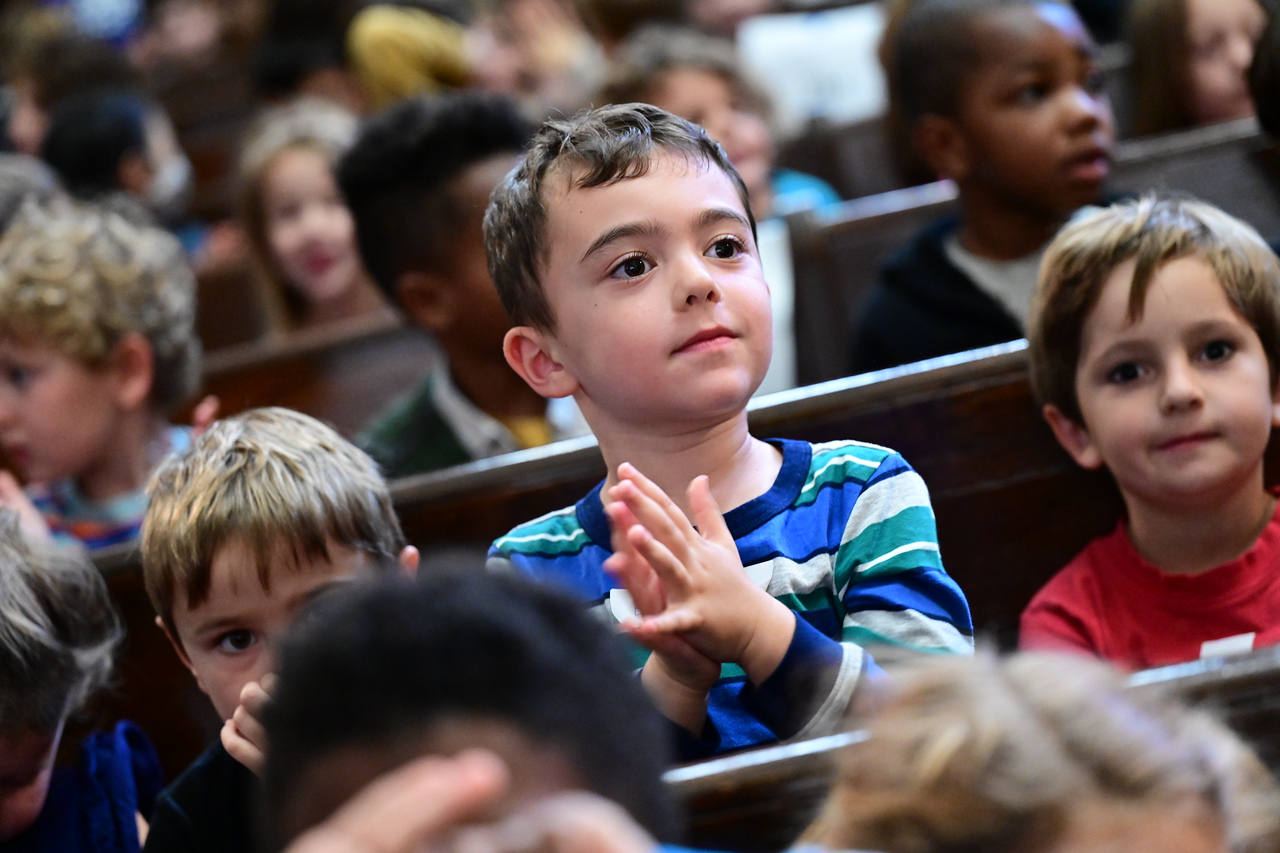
0, 198, 200, 413
804, 653, 1280, 853
141, 407, 406, 643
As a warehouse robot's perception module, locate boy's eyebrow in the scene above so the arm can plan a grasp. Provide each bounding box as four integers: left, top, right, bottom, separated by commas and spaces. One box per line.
580, 220, 663, 263
579, 208, 753, 263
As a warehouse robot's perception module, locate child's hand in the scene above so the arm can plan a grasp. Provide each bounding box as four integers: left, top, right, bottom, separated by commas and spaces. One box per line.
439, 791, 657, 853
604, 498, 718, 732
0, 471, 52, 545
221, 674, 275, 776
190, 395, 220, 436
608, 464, 796, 686
284, 749, 509, 853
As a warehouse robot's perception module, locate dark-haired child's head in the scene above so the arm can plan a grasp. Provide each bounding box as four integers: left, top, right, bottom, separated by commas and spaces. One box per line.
892, 0, 1113, 223
485, 102, 754, 332
1029, 196, 1280, 509
264, 572, 677, 848
337, 93, 531, 356
40, 90, 148, 201
0, 512, 121, 839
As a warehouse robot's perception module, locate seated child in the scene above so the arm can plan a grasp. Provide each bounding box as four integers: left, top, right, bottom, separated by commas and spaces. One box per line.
236, 98, 391, 334
0, 200, 201, 551
337, 92, 589, 477
1020, 196, 1280, 669
851, 0, 1115, 374
599, 24, 841, 393
1130, 0, 1265, 137
802, 652, 1280, 853
262, 571, 677, 850
139, 407, 419, 853
0, 510, 164, 851
484, 103, 973, 758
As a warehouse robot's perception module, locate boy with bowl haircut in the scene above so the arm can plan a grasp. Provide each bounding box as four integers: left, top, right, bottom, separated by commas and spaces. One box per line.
852, 0, 1115, 374
338, 92, 589, 478
485, 103, 973, 756
0, 199, 201, 550
1021, 196, 1280, 670
140, 407, 418, 853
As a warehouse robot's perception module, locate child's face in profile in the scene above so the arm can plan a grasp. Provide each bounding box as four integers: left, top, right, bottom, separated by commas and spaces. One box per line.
263, 146, 365, 307
533, 152, 772, 428
169, 538, 378, 722
1185, 0, 1265, 127
0, 338, 125, 491
1060, 255, 1280, 511
949, 2, 1113, 218
0, 725, 61, 841
643, 68, 773, 212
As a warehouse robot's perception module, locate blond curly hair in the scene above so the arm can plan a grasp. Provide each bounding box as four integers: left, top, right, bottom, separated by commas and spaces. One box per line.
0, 198, 201, 413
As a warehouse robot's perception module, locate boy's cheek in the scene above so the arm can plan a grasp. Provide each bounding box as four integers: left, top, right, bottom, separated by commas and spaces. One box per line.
186, 651, 269, 722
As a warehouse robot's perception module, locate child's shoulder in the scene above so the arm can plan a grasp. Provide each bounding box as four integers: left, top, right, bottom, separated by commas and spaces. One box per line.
801, 439, 908, 492
490, 503, 592, 560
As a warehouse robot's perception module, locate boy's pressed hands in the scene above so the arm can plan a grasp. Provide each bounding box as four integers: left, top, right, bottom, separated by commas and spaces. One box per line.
606, 463, 796, 687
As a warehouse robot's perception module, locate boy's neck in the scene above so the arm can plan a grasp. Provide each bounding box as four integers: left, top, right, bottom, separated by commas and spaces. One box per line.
1124, 471, 1277, 576
956, 191, 1069, 261
76, 412, 172, 502
595, 410, 784, 519
447, 351, 548, 420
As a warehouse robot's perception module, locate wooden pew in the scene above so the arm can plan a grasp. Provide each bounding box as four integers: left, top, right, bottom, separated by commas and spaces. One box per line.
192, 313, 439, 437
786, 119, 1280, 384
670, 646, 1280, 853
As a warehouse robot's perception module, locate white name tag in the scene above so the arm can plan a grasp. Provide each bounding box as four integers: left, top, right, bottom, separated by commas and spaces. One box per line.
1200, 632, 1256, 658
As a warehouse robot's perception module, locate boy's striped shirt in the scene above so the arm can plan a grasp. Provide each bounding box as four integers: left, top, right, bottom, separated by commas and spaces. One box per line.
488, 438, 973, 753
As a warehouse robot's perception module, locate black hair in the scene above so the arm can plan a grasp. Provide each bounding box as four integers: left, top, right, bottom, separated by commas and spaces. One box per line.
891, 0, 1050, 128
13, 34, 142, 111
251, 36, 347, 101
335, 91, 533, 303
264, 572, 677, 845
1249, 0, 1280, 138
40, 90, 149, 199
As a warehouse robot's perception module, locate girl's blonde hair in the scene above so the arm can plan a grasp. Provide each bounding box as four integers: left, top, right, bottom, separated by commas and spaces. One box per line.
236, 98, 358, 330
804, 653, 1280, 853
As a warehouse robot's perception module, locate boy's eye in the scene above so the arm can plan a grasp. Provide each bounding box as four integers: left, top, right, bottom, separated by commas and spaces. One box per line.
4, 366, 31, 390
1015, 83, 1049, 105
708, 237, 744, 259
216, 630, 256, 654
1107, 361, 1145, 384
611, 255, 652, 279
1083, 69, 1106, 97
1201, 340, 1235, 362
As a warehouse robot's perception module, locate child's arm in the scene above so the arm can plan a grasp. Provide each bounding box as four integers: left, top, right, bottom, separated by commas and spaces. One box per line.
221, 675, 274, 776
607, 464, 796, 684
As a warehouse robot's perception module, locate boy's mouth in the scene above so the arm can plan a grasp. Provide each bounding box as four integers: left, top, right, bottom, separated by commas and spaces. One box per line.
675, 326, 737, 354
1155, 431, 1217, 452
1063, 147, 1110, 184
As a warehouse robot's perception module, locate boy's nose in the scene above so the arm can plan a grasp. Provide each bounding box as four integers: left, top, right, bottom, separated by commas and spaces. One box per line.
1064, 86, 1110, 131
1159, 360, 1205, 412
676, 257, 723, 308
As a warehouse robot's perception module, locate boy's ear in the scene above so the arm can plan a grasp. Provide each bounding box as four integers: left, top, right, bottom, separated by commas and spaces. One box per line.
109, 333, 155, 411
397, 270, 457, 336
914, 114, 971, 182
1043, 404, 1103, 470
397, 545, 420, 576
503, 326, 578, 398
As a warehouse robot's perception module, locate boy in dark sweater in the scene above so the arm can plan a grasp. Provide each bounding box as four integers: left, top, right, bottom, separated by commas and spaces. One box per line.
852, 0, 1115, 373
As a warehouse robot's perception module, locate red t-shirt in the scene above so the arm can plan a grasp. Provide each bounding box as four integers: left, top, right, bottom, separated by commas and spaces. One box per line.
1020, 503, 1280, 670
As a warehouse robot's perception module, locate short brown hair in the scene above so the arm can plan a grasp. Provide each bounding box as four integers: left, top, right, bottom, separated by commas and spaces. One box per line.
1029, 196, 1280, 424
142, 407, 406, 643
482, 102, 754, 331
804, 652, 1280, 853
0, 199, 201, 413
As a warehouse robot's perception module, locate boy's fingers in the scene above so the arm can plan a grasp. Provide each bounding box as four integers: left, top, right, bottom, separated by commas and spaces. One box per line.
232, 702, 267, 749
616, 464, 694, 532
240, 680, 273, 716
603, 550, 665, 616
316, 750, 509, 853
635, 609, 702, 634
615, 483, 692, 562
221, 718, 265, 777
688, 477, 733, 548
628, 524, 689, 590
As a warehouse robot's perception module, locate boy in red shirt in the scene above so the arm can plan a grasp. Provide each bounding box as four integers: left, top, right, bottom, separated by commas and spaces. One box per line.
1021, 196, 1280, 669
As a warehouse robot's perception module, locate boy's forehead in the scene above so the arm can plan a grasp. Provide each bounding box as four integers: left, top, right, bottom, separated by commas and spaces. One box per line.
967, 2, 1092, 71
